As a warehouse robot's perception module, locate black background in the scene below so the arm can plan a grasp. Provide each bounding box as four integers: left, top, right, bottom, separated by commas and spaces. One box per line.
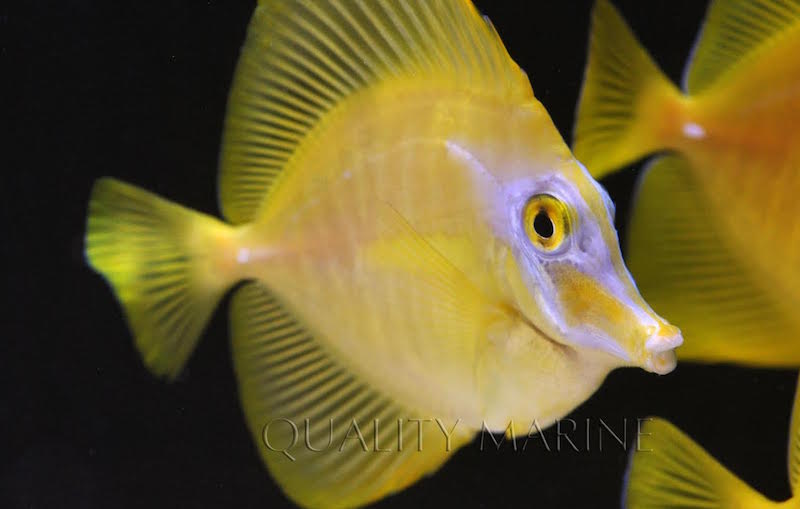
5, 1, 797, 507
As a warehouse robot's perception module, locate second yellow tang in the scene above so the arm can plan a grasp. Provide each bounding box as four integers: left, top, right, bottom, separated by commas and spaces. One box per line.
574, 0, 800, 366
86, 1, 681, 507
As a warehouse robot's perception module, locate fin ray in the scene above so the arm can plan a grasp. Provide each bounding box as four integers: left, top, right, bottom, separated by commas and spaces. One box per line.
231, 282, 474, 509
219, 0, 531, 224
685, 0, 800, 93
573, 0, 680, 177
624, 418, 773, 507
86, 178, 236, 378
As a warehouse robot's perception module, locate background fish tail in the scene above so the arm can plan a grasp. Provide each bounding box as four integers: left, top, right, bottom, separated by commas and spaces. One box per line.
85, 178, 240, 379
573, 0, 683, 178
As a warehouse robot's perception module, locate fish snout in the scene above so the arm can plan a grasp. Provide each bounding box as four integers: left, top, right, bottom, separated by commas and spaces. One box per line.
642, 324, 682, 375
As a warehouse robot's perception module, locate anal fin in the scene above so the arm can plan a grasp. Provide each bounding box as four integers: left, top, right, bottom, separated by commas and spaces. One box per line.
231, 282, 474, 509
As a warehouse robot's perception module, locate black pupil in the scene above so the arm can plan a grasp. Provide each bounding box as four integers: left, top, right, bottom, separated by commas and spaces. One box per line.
533, 210, 554, 239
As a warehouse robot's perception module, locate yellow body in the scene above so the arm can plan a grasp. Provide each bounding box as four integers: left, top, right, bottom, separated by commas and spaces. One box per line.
574, 0, 800, 365
237, 86, 602, 428
85, 1, 681, 508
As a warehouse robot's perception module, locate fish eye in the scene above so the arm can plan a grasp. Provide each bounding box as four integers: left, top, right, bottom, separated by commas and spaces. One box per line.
533, 211, 554, 238
523, 194, 570, 252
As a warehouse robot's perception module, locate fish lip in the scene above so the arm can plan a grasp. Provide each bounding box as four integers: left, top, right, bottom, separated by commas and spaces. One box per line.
646, 350, 678, 375
645, 331, 683, 353
643, 329, 682, 374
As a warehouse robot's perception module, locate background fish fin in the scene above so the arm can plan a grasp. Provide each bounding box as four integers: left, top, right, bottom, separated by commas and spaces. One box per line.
626, 155, 800, 366
624, 418, 773, 507
231, 282, 474, 509
85, 178, 236, 379
572, 0, 681, 178
789, 376, 800, 496
684, 0, 800, 94
219, 0, 532, 224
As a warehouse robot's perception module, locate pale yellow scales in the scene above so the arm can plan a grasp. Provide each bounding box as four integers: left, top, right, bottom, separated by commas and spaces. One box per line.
85, 1, 681, 508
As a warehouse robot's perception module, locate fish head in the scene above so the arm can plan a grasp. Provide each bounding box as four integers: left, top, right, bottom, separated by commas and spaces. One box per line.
496, 159, 682, 375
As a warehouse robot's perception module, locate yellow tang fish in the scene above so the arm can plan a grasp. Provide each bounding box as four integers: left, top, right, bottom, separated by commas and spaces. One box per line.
85, 1, 681, 507
574, 0, 800, 366
625, 376, 800, 507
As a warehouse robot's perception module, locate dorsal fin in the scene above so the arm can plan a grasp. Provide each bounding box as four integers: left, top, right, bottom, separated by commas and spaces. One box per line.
218, 0, 532, 224
684, 0, 800, 94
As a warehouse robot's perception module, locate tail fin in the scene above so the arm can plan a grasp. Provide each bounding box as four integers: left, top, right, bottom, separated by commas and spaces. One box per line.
86, 178, 239, 379
573, 0, 683, 178
624, 418, 780, 508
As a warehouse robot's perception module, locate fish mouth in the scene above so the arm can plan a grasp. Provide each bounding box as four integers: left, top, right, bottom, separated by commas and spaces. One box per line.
643, 327, 683, 375
513, 304, 683, 375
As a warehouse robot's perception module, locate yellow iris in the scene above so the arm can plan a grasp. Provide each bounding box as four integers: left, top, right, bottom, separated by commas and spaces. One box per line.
523, 194, 571, 252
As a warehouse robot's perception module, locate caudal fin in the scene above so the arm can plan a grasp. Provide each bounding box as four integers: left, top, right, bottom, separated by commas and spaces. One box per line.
86, 178, 238, 379
625, 418, 781, 508
573, 0, 682, 178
